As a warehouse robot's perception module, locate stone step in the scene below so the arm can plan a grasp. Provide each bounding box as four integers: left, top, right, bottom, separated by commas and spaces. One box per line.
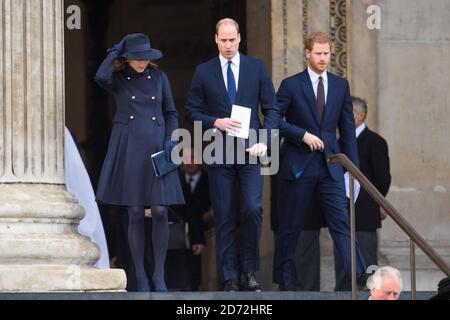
0, 291, 436, 300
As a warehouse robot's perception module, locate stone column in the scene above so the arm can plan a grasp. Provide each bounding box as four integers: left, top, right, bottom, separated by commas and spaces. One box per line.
0, 0, 125, 291
348, 0, 379, 130
246, 0, 275, 291
247, 0, 312, 291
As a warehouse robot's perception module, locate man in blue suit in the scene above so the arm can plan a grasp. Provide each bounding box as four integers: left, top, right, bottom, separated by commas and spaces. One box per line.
273, 32, 369, 290
185, 18, 279, 291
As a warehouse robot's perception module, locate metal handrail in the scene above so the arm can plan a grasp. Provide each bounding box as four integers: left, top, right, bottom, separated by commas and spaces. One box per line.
328, 153, 450, 300
349, 174, 357, 300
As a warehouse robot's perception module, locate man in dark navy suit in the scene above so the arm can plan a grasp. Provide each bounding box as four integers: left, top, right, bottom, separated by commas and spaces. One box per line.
273, 32, 369, 290
166, 147, 211, 291
185, 18, 279, 291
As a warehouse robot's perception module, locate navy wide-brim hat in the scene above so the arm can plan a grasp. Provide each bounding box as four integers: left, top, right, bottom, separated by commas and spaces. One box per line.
123, 33, 163, 61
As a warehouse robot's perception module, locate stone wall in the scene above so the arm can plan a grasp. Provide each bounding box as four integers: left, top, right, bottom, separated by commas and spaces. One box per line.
376, 0, 450, 290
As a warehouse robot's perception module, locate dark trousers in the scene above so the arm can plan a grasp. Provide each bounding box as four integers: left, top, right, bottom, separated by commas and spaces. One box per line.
334, 230, 378, 291
273, 153, 366, 287
272, 230, 321, 291
294, 230, 321, 291
208, 164, 263, 283
165, 249, 202, 291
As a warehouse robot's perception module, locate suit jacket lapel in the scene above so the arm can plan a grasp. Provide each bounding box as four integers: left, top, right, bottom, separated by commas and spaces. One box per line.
323, 72, 337, 124
357, 126, 369, 145
235, 54, 246, 105
213, 57, 232, 106
299, 71, 321, 126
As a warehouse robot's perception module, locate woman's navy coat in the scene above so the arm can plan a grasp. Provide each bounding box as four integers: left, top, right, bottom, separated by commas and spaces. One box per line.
95, 51, 184, 206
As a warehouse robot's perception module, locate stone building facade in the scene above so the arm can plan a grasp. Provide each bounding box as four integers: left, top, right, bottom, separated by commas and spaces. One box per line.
1, 0, 448, 291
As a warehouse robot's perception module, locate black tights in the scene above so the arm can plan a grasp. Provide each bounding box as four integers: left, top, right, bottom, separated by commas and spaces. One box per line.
127, 206, 169, 291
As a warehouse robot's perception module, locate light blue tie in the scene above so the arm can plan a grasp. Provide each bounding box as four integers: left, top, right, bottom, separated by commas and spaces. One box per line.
227, 60, 236, 104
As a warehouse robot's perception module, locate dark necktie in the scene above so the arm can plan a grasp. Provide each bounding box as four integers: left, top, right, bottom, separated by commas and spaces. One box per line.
187, 176, 195, 193
317, 76, 325, 122
227, 61, 236, 104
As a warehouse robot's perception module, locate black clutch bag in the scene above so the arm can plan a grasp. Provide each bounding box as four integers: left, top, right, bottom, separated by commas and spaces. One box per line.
151, 150, 179, 177
168, 222, 190, 250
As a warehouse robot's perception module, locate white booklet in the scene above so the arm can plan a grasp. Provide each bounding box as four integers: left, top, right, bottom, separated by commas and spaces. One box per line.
228, 105, 251, 139
344, 171, 361, 200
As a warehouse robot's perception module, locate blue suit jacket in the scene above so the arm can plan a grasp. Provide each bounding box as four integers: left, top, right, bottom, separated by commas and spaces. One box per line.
185, 53, 279, 152
277, 69, 359, 181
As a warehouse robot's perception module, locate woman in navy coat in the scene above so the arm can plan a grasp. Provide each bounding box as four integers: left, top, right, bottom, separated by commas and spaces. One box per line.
95, 33, 184, 292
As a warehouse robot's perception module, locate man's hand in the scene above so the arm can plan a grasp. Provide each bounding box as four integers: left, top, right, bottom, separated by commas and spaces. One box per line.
214, 118, 242, 134
380, 207, 388, 221
303, 132, 324, 152
192, 244, 205, 256
246, 143, 268, 157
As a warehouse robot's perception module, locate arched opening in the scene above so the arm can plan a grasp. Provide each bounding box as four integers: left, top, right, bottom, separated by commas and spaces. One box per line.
64, 0, 248, 291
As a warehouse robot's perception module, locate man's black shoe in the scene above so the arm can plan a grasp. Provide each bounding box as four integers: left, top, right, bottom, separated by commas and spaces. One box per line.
223, 280, 239, 292
240, 273, 262, 292
278, 284, 292, 291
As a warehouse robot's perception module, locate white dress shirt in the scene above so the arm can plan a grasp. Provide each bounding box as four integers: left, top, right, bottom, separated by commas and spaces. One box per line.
219, 53, 240, 92
308, 66, 328, 103
356, 122, 366, 138
185, 171, 202, 193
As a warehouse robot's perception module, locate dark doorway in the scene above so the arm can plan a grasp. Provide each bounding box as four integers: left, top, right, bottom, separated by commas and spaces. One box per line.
64, 0, 247, 284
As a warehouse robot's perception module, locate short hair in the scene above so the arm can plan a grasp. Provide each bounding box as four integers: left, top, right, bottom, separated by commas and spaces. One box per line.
304, 32, 332, 51
368, 266, 403, 291
352, 96, 368, 115
216, 18, 240, 34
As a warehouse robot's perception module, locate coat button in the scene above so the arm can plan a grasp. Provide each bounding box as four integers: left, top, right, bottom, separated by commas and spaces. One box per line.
132, 96, 136, 100
151, 96, 156, 100
152, 117, 156, 121
127, 77, 131, 80
147, 76, 151, 79
130, 116, 134, 120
